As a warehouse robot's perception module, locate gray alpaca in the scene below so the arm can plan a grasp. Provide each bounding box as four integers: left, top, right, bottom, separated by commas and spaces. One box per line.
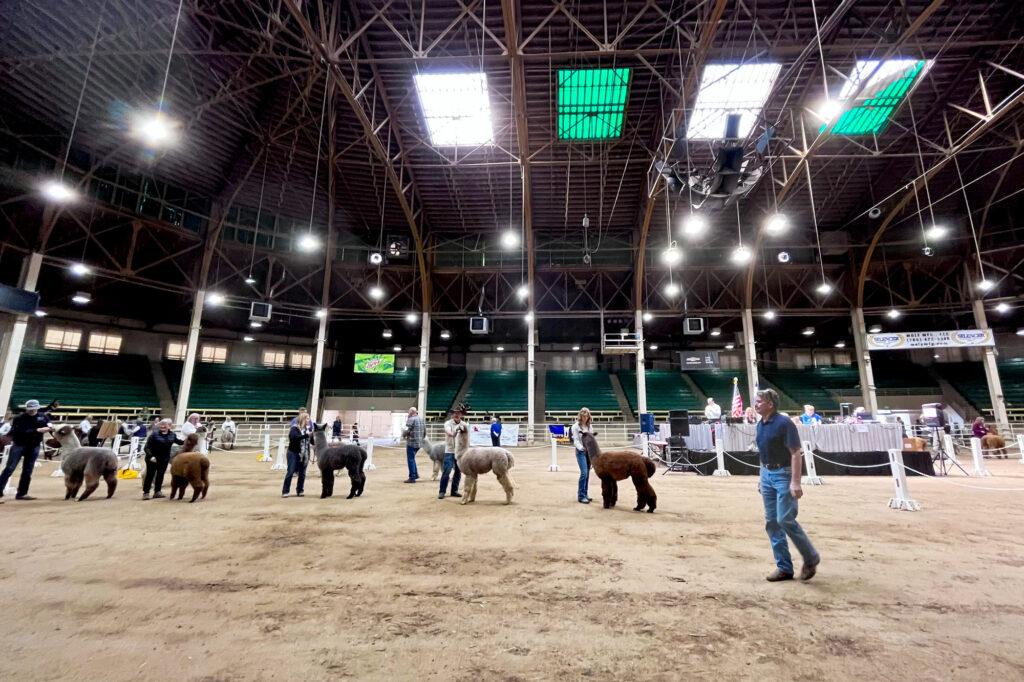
453, 427, 515, 505
312, 423, 366, 499
52, 425, 119, 501
418, 436, 445, 480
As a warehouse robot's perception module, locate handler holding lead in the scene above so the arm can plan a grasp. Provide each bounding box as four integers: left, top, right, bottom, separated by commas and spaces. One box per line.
754, 388, 820, 582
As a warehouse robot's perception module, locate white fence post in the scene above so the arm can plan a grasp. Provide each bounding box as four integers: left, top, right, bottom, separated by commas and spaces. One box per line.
941, 433, 961, 465
549, 438, 560, 472
970, 437, 992, 477
111, 434, 122, 457
259, 428, 272, 462
800, 440, 823, 485
129, 436, 140, 457
887, 448, 921, 511
712, 422, 731, 476
271, 437, 287, 470
2, 444, 15, 492
1017, 434, 1024, 465
364, 440, 376, 471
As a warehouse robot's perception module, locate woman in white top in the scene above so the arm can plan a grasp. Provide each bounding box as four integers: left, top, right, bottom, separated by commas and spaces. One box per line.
181, 413, 208, 454
570, 407, 594, 504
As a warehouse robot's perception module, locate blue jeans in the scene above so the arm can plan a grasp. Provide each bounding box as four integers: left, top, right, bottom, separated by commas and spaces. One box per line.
439, 452, 461, 495
405, 445, 420, 480
759, 467, 819, 574
575, 449, 591, 500
282, 450, 307, 495
0, 444, 40, 498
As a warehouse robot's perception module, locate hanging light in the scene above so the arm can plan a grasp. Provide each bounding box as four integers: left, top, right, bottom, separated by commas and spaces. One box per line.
244, 276, 257, 285
777, 251, 791, 263
130, 109, 180, 148
405, 312, 419, 324
393, 345, 402, 352
709, 327, 722, 337
40, 178, 77, 203
206, 292, 225, 306
369, 285, 385, 300
34, 309, 47, 317
649, 344, 659, 351
1016, 328, 1024, 337
440, 330, 452, 340
681, 214, 708, 239
724, 343, 735, 350
815, 281, 832, 295
297, 233, 319, 251
571, 344, 580, 352
817, 97, 843, 122
729, 244, 752, 265
661, 243, 683, 265
763, 310, 776, 321
642, 312, 653, 322
71, 292, 91, 305
763, 213, 789, 236
924, 224, 947, 241
977, 278, 994, 292
801, 326, 815, 336
834, 341, 846, 348
369, 252, 384, 265
886, 308, 901, 320
516, 285, 529, 300
382, 329, 393, 339
501, 230, 520, 249
524, 312, 534, 322
315, 309, 328, 319
995, 302, 1010, 314
243, 336, 254, 342
69, 262, 92, 276
868, 324, 882, 334
250, 321, 263, 329
496, 345, 505, 352
663, 281, 680, 298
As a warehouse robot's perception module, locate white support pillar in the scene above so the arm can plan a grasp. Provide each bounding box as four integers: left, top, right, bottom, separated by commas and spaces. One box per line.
887, 449, 921, 511
309, 314, 328, 422
417, 313, 430, 416
712, 422, 730, 476
0, 252, 43, 413
800, 440, 823, 485
634, 310, 648, 418
740, 308, 759, 402
174, 289, 206, 425
527, 313, 536, 445
969, 437, 992, 477
851, 307, 880, 415
972, 299, 1009, 428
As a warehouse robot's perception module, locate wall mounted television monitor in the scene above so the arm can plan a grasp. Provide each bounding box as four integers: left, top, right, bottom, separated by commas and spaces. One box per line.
353, 353, 395, 374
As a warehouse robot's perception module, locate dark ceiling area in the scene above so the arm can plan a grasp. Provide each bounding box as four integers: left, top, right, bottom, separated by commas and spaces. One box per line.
1, 0, 1023, 350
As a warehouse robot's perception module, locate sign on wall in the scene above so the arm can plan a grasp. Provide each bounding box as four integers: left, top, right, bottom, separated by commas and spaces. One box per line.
468, 423, 519, 447
679, 350, 720, 369
866, 329, 994, 350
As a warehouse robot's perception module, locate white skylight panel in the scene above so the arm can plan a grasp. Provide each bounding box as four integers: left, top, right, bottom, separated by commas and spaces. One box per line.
414, 72, 494, 146
837, 59, 922, 99
685, 62, 781, 140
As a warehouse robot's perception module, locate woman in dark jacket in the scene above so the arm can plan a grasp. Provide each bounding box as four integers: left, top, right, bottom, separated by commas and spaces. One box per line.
142, 418, 183, 500
282, 411, 311, 497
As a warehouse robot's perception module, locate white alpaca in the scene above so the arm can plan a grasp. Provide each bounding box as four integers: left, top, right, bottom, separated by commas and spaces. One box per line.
453, 428, 515, 505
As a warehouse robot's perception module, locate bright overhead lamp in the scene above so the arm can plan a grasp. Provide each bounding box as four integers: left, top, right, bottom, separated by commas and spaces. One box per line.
661, 243, 683, 265
924, 224, 948, 241
250, 321, 263, 329
69, 262, 91, 276
763, 213, 789, 236
763, 310, 776, 320
524, 312, 534, 322
686, 62, 782, 140
977, 278, 994, 292
206, 292, 226, 306
71, 292, 91, 305
709, 327, 722, 337
995, 302, 1010, 314
244, 276, 257, 285
823, 59, 929, 136
663, 282, 680, 298
368, 285, 385, 301
815, 281, 833, 295
729, 245, 752, 265
777, 251, 791, 263
868, 324, 882, 334
369, 252, 384, 265
405, 312, 419, 324
516, 284, 529, 300
724, 343, 735, 350
649, 344, 659, 351
393, 345, 402, 352
496, 345, 505, 352
816, 98, 843, 122
296, 233, 319, 251
440, 330, 451, 340
557, 68, 631, 140
501, 230, 520, 249
801, 326, 815, 336
414, 72, 494, 146
34, 309, 47, 317
886, 308, 901, 319
681, 214, 708, 239
571, 345, 580, 352
642, 312, 653, 322
834, 341, 846, 348
243, 336, 254, 342
382, 329, 393, 339
315, 309, 328, 319
129, 109, 180, 148
1017, 328, 1024, 337
40, 178, 77, 203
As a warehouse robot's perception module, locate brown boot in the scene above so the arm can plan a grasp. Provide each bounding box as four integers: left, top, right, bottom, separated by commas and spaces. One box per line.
800, 558, 820, 581
766, 569, 794, 582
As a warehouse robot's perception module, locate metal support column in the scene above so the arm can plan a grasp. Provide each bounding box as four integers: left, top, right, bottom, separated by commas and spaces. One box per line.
851, 307, 879, 414
527, 313, 536, 445
0, 252, 43, 413
417, 312, 430, 415
741, 308, 760, 403
973, 299, 1009, 427
174, 290, 205, 425
309, 314, 328, 421
634, 310, 648, 418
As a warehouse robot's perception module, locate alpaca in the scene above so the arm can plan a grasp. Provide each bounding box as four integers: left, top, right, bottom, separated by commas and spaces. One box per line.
52, 425, 119, 501
981, 431, 1008, 458
219, 428, 235, 450
169, 434, 210, 502
580, 432, 657, 513
453, 427, 515, 505
418, 436, 445, 480
312, 424, 366, 499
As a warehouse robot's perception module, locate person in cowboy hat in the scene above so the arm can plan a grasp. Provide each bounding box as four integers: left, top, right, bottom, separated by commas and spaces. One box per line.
0, 399, 53, 501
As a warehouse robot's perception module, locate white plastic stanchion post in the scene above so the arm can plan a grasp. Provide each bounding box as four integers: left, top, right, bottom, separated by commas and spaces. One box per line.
129, 436, 140, 456
800, 440, 823, 485
941, 433, 961, 465
259, 430, 272, 462
887, 448, 921, 511
3, 444, 18, 490
364, 440, 376, 471
970, 437, 992, 477
111, 434, 122, 456
712, 423, 730, 476
271, 438, 287, 470
1018, 434, 1024, 465
549, 438, 560, 472
128, 436, 142, 469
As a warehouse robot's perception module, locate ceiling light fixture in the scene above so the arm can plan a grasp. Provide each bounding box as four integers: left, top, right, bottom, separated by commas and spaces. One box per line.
516, 284, 529, 300
649, 344, 659, 351
642, 312, 653, 322
571, 345, 580, 352
244, 276, 257, 285
69, 262, 91, 277
393, 345, 402, 352
405, 312, 419, 324
995, 302, 1010, 314
315, 309, 328, 319
763, 213, 789, 236
886, 308, 901, 319
802, 326, 815, 336
382, 329, 393, 339
297, 233, 319, 251
440, 330, 451, 340
724, 343, 735, 350
763, 310, 776, 321
729, 244, 752, 265
40, 179, 77, 204
681, 214, 708, 239
924, 224, 947, 241
524, 312, 534, 322
663, 281, 680, 298
834, 341, 846, 348
777, 251, 791, 263
709, 327, 721, 337
815, 281, 832, 295
369, 285, 385, 300
501, 230, 520, 249
977, 278, 994, 292
1017, 328, 1024, 337
243, 336, 254, 342
250, 321, 263, 329
496, 346, 505, 352
71, 292, 91, 305
34, 309, 47, 317
369, 252, 384, 265
130, 109, 181, 148
206, 292, 225, 306
661, 243, 683, 265
868, 324, 882, 334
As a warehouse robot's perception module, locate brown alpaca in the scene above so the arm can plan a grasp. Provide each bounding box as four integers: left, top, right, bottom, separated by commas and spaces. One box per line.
580, 432, 657, 513
981, 431, 1007, 458
169, 434, 210, 502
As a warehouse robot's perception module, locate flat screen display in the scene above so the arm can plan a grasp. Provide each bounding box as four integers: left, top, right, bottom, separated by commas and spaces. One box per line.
353, 353, 395, 374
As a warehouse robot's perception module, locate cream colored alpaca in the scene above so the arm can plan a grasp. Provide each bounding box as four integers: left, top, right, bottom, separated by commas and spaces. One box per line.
453, 428, 515, 504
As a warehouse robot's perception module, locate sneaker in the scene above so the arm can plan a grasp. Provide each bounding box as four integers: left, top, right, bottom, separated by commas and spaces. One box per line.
296, 493, 304, 497
282, 493, 290, 498
766, 569, 794, 582
153, 492, 166, 499
450, 492, 462, 498
578, 498, 590, 504
14, 495, 36, 501
800, 558, 820, 581
143, 493, 150, 500
404, 478, 417, 483
437, 493, 445, 499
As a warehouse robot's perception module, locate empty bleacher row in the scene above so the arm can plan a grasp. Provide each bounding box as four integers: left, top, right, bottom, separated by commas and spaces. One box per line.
163, 360, 311, 411
10, 348, 159, 412
933, 359, 1024, 413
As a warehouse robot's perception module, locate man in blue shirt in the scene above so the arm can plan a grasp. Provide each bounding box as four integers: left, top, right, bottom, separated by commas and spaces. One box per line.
490, 415, 502, 446
755, 388, 820, 582
0, 399, 52, 501
798, 404, 822, 424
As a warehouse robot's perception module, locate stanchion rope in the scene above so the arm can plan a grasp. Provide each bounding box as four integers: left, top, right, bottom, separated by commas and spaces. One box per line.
811, 452, 892, 469
722, 451, 761, 469
901, 464, 1024, 492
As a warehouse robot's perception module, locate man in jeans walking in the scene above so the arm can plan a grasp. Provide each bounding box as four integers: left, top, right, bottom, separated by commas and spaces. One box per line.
403, 407, 425, 483
754, 388, 820, 582
438, 408, 463, 500
0, 399, 52, 501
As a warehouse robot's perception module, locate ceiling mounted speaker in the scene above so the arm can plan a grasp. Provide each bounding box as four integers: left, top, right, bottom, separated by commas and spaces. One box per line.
868, 207, 882, 219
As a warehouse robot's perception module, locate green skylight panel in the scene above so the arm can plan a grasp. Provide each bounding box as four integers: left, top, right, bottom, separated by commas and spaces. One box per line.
822, 59, 929, 136
557, 68, 631, 140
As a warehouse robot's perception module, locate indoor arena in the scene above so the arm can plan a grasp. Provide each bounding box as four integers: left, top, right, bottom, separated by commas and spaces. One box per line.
1, 0, 1024, 679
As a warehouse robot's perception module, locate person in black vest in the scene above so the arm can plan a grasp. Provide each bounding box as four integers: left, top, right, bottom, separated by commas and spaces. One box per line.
282, 411, 311, 498
0, 399, 53, 501
332, 416, 343, 441
142, 418, 183, 500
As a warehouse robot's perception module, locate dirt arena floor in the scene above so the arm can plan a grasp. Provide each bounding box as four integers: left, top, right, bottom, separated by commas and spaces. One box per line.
2, 444, 1024, 681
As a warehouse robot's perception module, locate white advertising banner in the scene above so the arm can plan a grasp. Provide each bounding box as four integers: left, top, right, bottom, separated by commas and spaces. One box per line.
866, 329, 994, 351
468, 423, 519, 447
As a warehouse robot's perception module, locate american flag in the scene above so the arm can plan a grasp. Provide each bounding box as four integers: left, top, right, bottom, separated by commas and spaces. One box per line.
731, 377, 744, 417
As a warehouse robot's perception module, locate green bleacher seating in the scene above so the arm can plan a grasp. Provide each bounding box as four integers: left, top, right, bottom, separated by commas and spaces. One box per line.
11, 348, 159, 409
426, 368, 466, 413
686, 369, 749, 408
761, 367, 854, 411
871, 359, 939, 394
935, 359, 1024, 412
545, 370, 619, 413
463, 371, 527, 412
163, 361, 310, 410
617, 370, 702, 412
321, 366, 420, 393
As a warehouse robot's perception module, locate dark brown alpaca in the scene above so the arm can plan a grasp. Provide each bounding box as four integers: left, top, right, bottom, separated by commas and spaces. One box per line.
169, 434, 210, 502
580, 432, 657, 513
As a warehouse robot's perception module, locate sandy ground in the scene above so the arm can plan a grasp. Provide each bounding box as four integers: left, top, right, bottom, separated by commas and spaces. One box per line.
2, 444, 1024, 681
